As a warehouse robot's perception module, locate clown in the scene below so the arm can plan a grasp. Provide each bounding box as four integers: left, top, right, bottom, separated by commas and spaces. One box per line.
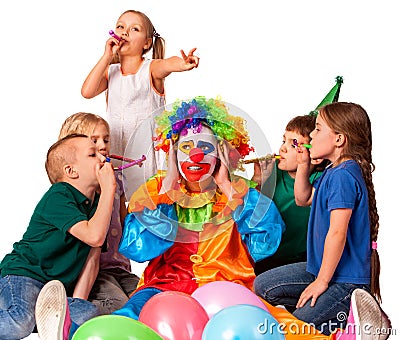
114, 97, 333, 339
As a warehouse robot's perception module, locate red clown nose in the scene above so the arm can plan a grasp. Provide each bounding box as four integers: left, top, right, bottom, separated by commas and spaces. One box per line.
189, 148, 204, 163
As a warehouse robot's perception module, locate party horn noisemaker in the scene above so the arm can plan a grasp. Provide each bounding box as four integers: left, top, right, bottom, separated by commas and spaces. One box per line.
293, 139, 312, 149
108, 154, 146, 171
237, 154, 280, 171
109, 30, 121, 41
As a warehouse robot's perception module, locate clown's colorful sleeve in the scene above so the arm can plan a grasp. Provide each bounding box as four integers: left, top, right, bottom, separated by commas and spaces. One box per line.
119, 174, 178, 262
119, 204, 178, 262
232, 188, 286, 263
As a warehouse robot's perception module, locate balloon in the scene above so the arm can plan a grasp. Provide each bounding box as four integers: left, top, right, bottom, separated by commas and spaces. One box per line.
202, 304, 286, 340
71, 315, 162, 340
139, 291, 209, 340
191, 281, 269, 319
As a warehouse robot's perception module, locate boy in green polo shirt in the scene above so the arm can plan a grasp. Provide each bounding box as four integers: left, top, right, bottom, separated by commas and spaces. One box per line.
0, 134, 116, 340
253, 115, 327, 274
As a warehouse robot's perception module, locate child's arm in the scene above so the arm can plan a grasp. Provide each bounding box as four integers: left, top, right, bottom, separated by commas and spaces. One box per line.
72, 247, 101, 299
294, 145, 314, 206
68, 162, 116, 247
296, 208, 351, 308
81, 55, 110, 98
150, 48, 199, 85
81, 38, 118, 98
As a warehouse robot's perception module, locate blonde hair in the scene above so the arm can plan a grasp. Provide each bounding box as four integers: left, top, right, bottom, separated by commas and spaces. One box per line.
45, 134, 88, 184
116, 10, 165, 60
59, 112, 109, 140
319, 102, 381, 302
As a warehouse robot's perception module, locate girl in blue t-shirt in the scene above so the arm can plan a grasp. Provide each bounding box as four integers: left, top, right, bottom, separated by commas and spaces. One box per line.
254, 102, 391, 337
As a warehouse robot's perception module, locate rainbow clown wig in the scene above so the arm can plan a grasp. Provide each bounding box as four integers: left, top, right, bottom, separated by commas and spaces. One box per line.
153, 96, 254, 169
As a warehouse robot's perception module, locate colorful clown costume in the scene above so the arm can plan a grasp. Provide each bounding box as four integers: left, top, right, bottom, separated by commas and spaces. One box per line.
116, 171, 281, 300
115, 173, 334, 339
113, 96, 336, 339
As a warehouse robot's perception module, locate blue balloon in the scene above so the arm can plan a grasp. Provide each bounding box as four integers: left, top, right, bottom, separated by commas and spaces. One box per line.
202, 304, 286, 340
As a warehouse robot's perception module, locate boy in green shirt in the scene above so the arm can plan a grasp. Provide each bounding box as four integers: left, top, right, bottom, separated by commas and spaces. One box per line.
0, 134, 116, 340
253, 115, 327, 274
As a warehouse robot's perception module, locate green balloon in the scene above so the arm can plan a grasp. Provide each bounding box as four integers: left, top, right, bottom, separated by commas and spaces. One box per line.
71, 315, 163, 340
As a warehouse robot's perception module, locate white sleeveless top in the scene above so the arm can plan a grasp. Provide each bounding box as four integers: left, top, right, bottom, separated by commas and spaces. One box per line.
107, 59, 165, 198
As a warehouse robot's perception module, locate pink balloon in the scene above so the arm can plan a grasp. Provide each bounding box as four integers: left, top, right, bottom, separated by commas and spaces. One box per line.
139, 291, 209, 340
191, 281, 270, 319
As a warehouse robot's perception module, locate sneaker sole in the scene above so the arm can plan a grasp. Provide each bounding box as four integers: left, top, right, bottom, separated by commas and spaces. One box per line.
351, 289, 391, 340
35, 280, 67, 340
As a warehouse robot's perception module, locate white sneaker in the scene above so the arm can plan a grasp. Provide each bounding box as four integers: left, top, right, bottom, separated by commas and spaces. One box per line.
35, 280, 71, 340
351, 288, 392, 340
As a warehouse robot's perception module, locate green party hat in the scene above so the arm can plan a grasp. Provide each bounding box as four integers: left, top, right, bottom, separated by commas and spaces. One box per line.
309, 76, 343, 117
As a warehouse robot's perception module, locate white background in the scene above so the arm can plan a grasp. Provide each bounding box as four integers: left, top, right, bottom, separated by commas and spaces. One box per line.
0, 0, 398, 338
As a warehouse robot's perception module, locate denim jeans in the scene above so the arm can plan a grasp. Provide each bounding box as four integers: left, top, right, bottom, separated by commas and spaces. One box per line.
89, 268, 139, 315
0, 275, 98, 340
253, 262, 368, 335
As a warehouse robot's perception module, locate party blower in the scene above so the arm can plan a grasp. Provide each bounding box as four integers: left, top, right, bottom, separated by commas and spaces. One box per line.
106, 154, 146, 171
293, 139, 312, 149
237, 154, 281, 171
109, 30, 121, 41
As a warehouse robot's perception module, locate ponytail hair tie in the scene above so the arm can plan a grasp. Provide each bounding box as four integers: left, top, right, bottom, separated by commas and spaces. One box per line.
153, 30, 160, 38
372, 241, 378, 250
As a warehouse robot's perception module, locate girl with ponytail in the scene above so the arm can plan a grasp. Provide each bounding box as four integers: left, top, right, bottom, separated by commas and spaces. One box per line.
81, 9, 199, 196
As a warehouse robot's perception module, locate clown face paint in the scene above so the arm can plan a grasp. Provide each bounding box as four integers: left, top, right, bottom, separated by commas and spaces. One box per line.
177, 126, 218, 182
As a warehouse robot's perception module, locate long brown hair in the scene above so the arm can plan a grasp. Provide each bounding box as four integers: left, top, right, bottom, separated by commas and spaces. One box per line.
319, 102, 381, 302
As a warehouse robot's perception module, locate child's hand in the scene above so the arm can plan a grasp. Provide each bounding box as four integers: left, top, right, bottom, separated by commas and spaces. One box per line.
97, 162, 116, 193
104, 37, 121, 61
296, 278, 328, 308
296, 145, 311, 166
160, 140, 180, 194
180, 48, 200, 70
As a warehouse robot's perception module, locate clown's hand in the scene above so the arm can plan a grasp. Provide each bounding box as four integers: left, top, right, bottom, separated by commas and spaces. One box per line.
214, 141, 236, 199
160, 140, 180, 194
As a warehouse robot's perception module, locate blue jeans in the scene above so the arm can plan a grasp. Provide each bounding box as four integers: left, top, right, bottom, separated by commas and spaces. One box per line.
253, 262, 368, 335
0, 275, 98, 340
